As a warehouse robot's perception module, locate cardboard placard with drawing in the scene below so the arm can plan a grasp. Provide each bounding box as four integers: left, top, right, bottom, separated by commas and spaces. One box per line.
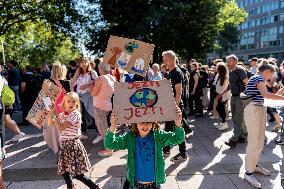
26, 80, 62, 128
113, 80, 177, 124
103, 35, 155, 76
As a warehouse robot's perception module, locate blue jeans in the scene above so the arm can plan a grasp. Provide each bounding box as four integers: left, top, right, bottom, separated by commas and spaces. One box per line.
9, 85, 20, 110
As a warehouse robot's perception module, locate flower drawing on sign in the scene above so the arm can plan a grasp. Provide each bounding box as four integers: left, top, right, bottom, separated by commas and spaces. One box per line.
131, 58, 145, 74
130, 88, 158, 108
117, 52, 131, 68
124, 41, 139, 54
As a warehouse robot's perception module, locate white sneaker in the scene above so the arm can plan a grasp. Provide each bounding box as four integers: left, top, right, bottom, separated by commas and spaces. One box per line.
218, 122, 229, 131
244, 173, 261, 188
11, 132, 26, 142
92, 135, 102, 144
214, 124, 220, 129
80, 134, 88, 140
254, 165, 271, 176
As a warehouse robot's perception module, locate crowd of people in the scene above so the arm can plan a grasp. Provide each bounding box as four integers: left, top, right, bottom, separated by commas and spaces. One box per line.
0, 51, 283, 188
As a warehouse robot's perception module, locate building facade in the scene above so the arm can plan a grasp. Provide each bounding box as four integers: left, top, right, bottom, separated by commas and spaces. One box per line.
233, 0, 284, 63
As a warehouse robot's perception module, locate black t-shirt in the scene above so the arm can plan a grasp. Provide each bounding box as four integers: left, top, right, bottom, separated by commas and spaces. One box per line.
229, 67, 248, 95
8, 67, 20, 86
21, 73, 42, 99
169, 67, 183, 97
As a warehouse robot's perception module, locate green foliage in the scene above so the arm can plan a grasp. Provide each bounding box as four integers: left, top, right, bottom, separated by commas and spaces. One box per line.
0, 0, 86, 37
90, 0, 246, 62
0, 21, 80, 68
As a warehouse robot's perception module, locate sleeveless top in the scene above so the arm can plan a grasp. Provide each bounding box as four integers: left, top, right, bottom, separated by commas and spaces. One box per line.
93, 74, 116, 111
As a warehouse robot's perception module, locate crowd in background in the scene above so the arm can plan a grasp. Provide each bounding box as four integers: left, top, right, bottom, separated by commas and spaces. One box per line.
0, 52, 284, 188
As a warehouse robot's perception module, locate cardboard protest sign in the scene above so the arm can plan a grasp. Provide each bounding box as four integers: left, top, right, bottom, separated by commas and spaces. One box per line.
113, 80, 177, 124
103, 35, 155, 76
26, 80, 62, 129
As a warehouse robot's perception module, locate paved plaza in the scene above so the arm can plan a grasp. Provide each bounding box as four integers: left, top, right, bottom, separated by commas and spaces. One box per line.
2, 111, 284, 189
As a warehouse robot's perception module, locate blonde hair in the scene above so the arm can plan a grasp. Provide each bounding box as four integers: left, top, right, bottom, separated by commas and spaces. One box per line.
51, 61, 67, 80
62, 92, 80, 112
162, 50, 177, 62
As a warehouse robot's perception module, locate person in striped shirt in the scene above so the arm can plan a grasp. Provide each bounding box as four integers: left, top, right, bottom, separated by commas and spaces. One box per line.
50, 92, 100, 189
243, 60, 284, 188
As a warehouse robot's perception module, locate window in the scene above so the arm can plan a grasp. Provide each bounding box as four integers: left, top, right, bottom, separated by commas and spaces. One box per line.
274, 15, 279, 22
279, 26, 283, 33
240, 45, 247, 50
281, 0, 284, 8
261, 42, 268, 48
269, 40, 281, 47
248, 44, 255, 49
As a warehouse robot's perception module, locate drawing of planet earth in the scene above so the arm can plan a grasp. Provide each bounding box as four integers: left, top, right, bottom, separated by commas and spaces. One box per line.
130, 88, 158, 108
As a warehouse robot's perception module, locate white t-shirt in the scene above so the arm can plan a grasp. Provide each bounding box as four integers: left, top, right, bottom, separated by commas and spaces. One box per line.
74, 70, 98, 94
58, 110, 82, 141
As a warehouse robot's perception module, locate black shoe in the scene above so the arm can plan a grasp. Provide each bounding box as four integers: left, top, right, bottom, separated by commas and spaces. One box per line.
238, 138, 246, 143
275, 139, 284, 145
170, 153, 187, 162
225, 139, 237, 147
184, 127, 192, 134
163, 150, 170, 157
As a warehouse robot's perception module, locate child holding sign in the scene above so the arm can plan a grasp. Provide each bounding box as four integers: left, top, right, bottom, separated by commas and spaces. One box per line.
50, 92, 100, 189
104, 106, 185, 189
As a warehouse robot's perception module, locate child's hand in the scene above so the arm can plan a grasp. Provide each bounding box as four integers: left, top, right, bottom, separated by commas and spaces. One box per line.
110, 113, 118, 133
174, 106, 182, 128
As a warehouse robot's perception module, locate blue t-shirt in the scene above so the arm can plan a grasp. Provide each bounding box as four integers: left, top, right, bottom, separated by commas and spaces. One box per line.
135, 134, 155, 182
245, 75, 264, 103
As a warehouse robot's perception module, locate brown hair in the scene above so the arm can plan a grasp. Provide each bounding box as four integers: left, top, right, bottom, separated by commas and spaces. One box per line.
257, 59, 275, 74
131, 122, 160, 136
62, 92, 80, 112
78, 57, 92, 74
217, 62, 228, 86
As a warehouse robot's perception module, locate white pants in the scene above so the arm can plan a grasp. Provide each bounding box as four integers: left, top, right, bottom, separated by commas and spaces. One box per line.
244, 104, 267, 172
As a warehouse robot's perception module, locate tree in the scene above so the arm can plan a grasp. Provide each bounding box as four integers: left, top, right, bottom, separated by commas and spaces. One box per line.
89, 0, 246, 62
0, 0, 81, 36
0, 20, 80, 67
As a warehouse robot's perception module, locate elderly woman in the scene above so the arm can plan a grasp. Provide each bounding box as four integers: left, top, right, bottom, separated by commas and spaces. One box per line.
150, 63, 162, 81
91, 62, 116, 157
71, 57, 98, 140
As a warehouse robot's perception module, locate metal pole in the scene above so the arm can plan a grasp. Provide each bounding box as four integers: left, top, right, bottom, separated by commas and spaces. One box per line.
1, 40, 5, 65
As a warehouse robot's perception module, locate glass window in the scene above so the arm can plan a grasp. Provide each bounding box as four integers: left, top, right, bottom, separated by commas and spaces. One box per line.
281, 0, 284, 8
279, 26, 283, 33
274, 15, 279, 22
261, 42, 268, 48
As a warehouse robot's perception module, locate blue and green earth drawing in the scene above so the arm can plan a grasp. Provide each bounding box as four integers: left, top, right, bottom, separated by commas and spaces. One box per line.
130, 88, 158, 108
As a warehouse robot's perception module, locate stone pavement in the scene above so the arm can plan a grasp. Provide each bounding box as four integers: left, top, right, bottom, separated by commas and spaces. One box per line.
2, 111, 284, 189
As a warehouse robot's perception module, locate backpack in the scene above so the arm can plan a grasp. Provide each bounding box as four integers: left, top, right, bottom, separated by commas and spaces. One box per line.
2, 85, 15, 107
24, 74, 42, 98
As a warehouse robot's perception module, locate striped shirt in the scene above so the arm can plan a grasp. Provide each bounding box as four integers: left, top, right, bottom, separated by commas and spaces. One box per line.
58, 110, 82, 141
245, 75, 264, 103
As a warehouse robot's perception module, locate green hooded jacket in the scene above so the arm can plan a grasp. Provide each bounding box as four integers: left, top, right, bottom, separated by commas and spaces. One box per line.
104, 126, 185, 187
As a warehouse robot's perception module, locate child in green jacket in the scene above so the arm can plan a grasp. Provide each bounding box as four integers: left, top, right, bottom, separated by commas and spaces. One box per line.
104, 106, 185, 189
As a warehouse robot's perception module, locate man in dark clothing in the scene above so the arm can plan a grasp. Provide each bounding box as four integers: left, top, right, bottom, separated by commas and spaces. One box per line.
162, 50, 188, 162
225, 54, 248, 147
19, 65, 41, 126
7, 60, 21, 111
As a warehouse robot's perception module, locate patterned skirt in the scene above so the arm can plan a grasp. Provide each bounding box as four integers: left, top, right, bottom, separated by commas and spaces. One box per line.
58, 139, 91, 175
